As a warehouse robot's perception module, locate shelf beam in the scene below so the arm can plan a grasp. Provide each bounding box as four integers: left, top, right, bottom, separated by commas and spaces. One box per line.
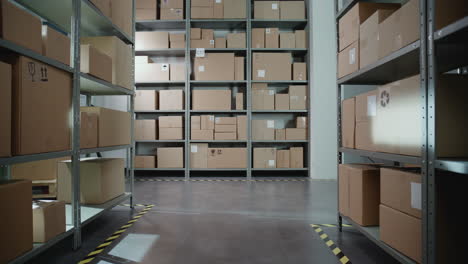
339, 148, 422, 164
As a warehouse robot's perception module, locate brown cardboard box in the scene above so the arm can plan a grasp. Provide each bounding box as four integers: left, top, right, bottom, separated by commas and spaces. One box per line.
32, 201, 66, 243
252, 89, 275, 110
135, 90, 157, 110
290, 147, 303, 168
136, 31, 169, 50
161, 8, 184, 20
253, 53, 291, 80
42, 26, 71, 66
159, 116, 183, 128
81, 36, 133, 90
136, 8, 157, 20
190, 39, 214, 48
227, 33, 246, 48
277, 150, 290, 168
80, 112, 98, 149
192, 0, 213, 7
135, 120, 156, 140
280, 32, 295, 48
81, 107, 131, 147
254, 1, 280, 19
254, 148, 276, 168
207, 148, 247, 168
341, 98, 355, 149
275, 129, 286, 140
355, 121, 376, 151
296, 116, 307, 128
201, 115, 215, 130
110, 0, 133, 37
161, 0, 183, 8
0, 180, 32, 264
192, 7, 214, 18
381, 168, 422, 218
338, 41, 359, 78
215, 132, 237, 140
213, 0, 223, 18
275, 94, 289, 110
12, 56, 72, 155
252, 120, 275, 140
215, 37, 226, 48
295, 30, 307, 48
252, 28, 265, 48
380, 205, 422, 263
159, 90, 184, 110
235, 57, 245, 80
435, 0, 468, 30
289, 85, 307, 110
190, 144, 208, 168
11, 158, 65, 181
0, 0, 42, 54
157, 148, 184, 168
236, 93, 244, 110
192, 90, 232, 110
215, 125, 236, 132
237, 116, 247, 140
202, 29, 214, 40
293, 63, 307, 81
338, 164, 350, 216
136, 63, 170, 82
191, 129, 214, 140
57, 158, 125, 204
223, 0, 246, 18
280, 1, 305, 19
193, 53, 235, 80
81, 44, 112, 83
191, 116, 201, 130
0, 62, 11, 157
170, 63, 186, 81
135, 156, 155, 168
215, 117, 237, 125
170, 32, 185, 42
191, 28, 202, 40
265, 28, 279, 48
92, 0, 111, 17
159, 128, 183, 140
286, 128, 306, 140
171, 40, 186, 48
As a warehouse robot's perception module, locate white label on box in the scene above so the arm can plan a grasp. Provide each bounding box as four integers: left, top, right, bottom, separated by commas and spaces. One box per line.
257, 70, 266, 78
268, 160, 275, 166
272, 3, 278, 9
411, 182, 422, 210
198, 65, 205, 72
210, 40, 215, 45
367, 95, 377, 117
161, 64, 169, 72
266, 28, 271, 34
291, 95, 299, 101
216, 0, 221, 3
267, 120, 275, 128
191, 145, 198, 153
268, 90, 275, 95
349, 48, 356, 65
209, 116, 214, 121
196, 48, 205, 57
215, 117, 221, 123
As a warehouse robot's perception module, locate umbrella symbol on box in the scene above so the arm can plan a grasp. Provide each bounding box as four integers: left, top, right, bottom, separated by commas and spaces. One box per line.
380, 90, 390, 107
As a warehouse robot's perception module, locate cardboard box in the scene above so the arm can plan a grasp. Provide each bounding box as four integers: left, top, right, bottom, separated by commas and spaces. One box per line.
215, 37, 226, 48
223, 0, 246, 18
295, 30, 307, 48
0, 0, 42, 54
280, 32, 295, 48
80, 112, 98, 149
159, 90, 184, 110
11, 158, 65, 181
289, 85, 307, 110
161, 8, 184, 19
12, 56, 71, 155
137, 0, 156, 9
280, 1, 305, 19
192, 7, 213, 19
190, 144, 208, 168
170, 40, 186, 48
277, 149, 290, 168
252, 120, 275, 140
215, 117, 237, 125
110, 0, 133, 37
0, 62, 11, 157
290, 147, 303, 168
253, 52, 291, 80
252, 89, 275, 110
201, 29, 214, 40
136, 31, 169, 50
81, 36, 132, 90
236, 93, 244, 110
157, 148, 184, 168
254, 148, 276, 168
237, 116, 247, 140
159, 116, 183, 128
0, 180, 32, 264
275, 94, 289, 110
191, 39, 214, 48
81, 44, 112, 83
42, 26, 71, 66
135, 120, 156, 140
161, 0, 183, 8
58, 158, 125, 204
201, 115, 215, 130
207, 148, 247, 168
286, 128, 306, 140
435, 0, 468, 30
193, 53, 235, 80
170, 63, 185, 81
32, 201, 66, 243
136, 63, 170, 82
380, 205, 422, 263
356, 90, 377, 123
265, 28, 279, 48
338, 41, 359, 78
338, 164, 350, 216
293, 63, 307, 81
227, 33, 246, 48
191, 116, 201, 130
355, 121, 376, 152
192, 0, 213, 7
135, 90, 157, 110
296, 116, 307, 128
191, 28, 202, 40
170, 33, 185, 41
136, 8, 157, 20
341, 98, 355, 149
91, 0, 111, 17
191, 129, 214, 140
135, 156, 155, 168
213, 0, 223, 18
215, 124, 237, 133
192, 90, 232, 110
215, 132, 237, 140
159, 128, 183, 140
254, 1, 280, 19
252, 28, 265, 48
235, 57, 245, 80
81, 107, 131, 147
275, 129, 286, 140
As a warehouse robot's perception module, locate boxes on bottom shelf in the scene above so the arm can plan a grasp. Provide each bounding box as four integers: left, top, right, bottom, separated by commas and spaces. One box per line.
254, 1, 280, 19
254, 148, 277, 168
135, 120, 156, 141
0, 61, 11, 157
252, 120, 275, 140
135, 90, 157, 111
276, 150, 290, 168
42, 25, 71, 66
135, 156, 156, 168
208, 148, 247, 168
191, 144, 208, 168
290, 147, 304, 168
192, 90, 232, 110
81, 44, 113, 83
81, 107, 131, 147
32, 201, 66, 243
280, 1, 306, 19
159, 90, 184, 110
157, 148, 184, 168
252, 52, 292, 81
80, 112, 98, 149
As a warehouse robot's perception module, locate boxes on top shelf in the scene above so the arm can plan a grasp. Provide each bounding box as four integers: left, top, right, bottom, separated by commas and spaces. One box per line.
161, 0, 183, 9
161, 8, 184, 20
11, 158, 66, 181
42, 25, 71, 66
192, 6, 214, 19
280, 1, 305, 20
0, 61, 11, 157
81, 44, 113, 83
254, 1, 280, 19
136, 0, 156, 20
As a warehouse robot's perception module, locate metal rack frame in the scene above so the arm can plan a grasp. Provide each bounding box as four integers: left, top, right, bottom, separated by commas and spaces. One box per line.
0, 0, 136, 262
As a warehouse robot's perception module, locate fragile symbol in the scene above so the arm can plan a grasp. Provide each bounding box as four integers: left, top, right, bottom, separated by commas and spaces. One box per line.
28, 62, 36, 82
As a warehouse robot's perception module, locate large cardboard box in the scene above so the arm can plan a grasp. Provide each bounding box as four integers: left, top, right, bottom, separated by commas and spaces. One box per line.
293, 63, 307, 81
135, 90, 157, 110
81, 36, 133, 90
341, 98, 355, 148
191, 129, 214, 140
12, 56, 71, 155
223, 0, 246, 19
192, 7, 213, 19
136, 63, 170, 82
192, 90, 232, 110
135, 120, 156, 141
80, 112, 98, 149
191, 116, 201, 130
157, 148, 184, 168
159, 128, 183, 140
161, 8, 184, 20
215, 37, 226, 48
236, 92, 244, 110
162, 0, 183, 8
159, 90, 184, 110
136, 8, 156, 20
380, 204, 422, 263
11, 158, 65, 181
235, 57, 245, 80
286, 128, 306, 140
81, 107, 131, 147
338, 41, 359, 78
111, 0, 133, 36
81, 44, 113, 83
275, 129, 286, 140
171, 63, 186, 81
193, 53, 235, 80
32, 201, 66, 243
254, 1, 280, 19
435, 0, 468, 30
0, 61, 11, 157
290, 147, 303, 168
289, 85, 307, 110
280, 32, 295, 48
58, 158, 125, 204
227, 33, 246, 48
190, 144, 208, 168
280, 1, 305, 19
135, 156, 155, 168
201, 115, 215, 130
42, 26, 71, 66
252, 120, 275, 140
253, 89, 275, 110
277, 150, 290, 168
136, 31, 169, 50
91, 0, 111, 17
0, 180, 32, 264
265, 28, 279, 48
253, 53, 291, 80
275, 94, 289, 110
254, 148, 276, 168
237, 115, 247, 140
207, 148, 247, 168
252, 28, 265, 48
159, 116, 183, 128
215, 132, 237, 140
0, 0, 42, 54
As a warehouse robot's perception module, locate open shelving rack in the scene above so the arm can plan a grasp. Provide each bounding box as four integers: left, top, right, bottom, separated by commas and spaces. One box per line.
0, 0, 136, 263
336, 0, 468, 263
135, 0, 311, 179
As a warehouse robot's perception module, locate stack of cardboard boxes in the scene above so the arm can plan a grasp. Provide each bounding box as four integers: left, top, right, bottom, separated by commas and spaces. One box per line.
191, 28, 246, 49
192, 53, 245, 81
191, 0, 246, 19
135, 148, 184, 169
252, 28, 306, 49
252, 84, 307, 110
135, 89, 184, 110
136, 32, 186, 50
135, 116, 184, 140
191, 115, 246, 141
136, 57, 185, 82
135, 0, 184, 20
191, 145, 247, 168
254, 147, 303, 168
253, 116, 307, 141
253, 1, 305, 20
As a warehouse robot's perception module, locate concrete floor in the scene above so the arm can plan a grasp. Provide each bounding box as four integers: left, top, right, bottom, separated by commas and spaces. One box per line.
29, 177, 399, 264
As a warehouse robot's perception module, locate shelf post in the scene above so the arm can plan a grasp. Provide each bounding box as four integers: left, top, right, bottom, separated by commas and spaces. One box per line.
246, 0, 253, 179
129, 0, 136, 209
185, 0, 191, 180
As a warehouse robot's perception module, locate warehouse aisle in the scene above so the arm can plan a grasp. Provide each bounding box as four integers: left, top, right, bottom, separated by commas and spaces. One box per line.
29, 178, 398, 264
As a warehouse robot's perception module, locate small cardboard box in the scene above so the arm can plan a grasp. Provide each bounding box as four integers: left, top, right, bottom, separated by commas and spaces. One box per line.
32, 201, 66, 243
252, 89, 275, 110
235, 57, 245, 80
80, 112, 98, 149
275, 94, 289, 110
193, 53, 235, 80
254, 148, 276, 168
237, 116, 247, 140
215, 125, 237, 133
171, 40, 186, 48
215, 132, 237, 140
170, 33, 185, 42
227, 33, 246, 48
296, 116, 307, 128
341, 98, 355, 149
42, 26, 71, 66
202, 29, 214, 40
159, 127, 183, 140
170, 63, 185, 81
161, 8, 184, 20
215, 117, 237, 125
135, 90, 157, 111
201, 115, 215, 130
135, 120, 156, 141
252, 120, 275, 140
191, 39, 214, 48
136, 63, 170, 82
295, 30, 307, 48
11, 158, 65, 181
286, 128, 306, 140
280, 1, 305, 19
192, 90, 232, 110
215, 37, 226, 48
192, 7, 214, 19
279, 32, 295, 48
254, 1, 280, 19
81, 44, 113, 83
289, 85, 307, 110
277, 149, 290, 168
0, 62, 11, 157
252, 28, 265, 48
136, 8, 157, 20
161, 0, 183, 8
338, 41, 359, 78
81, 107, 131, 147
253, 52, 292, 80
136, 31, 169, 50
236, 92, 244, 110
191, 28, 202, 40
135, 156, 155, 168
191, 116, 201, 130
191, 129, 214, 140
159, 90, 184, 110
190, 144, 208, 168
275, 129, 286, 140
265, 28, 279, 48
157, 148, 184, 168
290, 147, 303, 168
159, 116, 183, 128
207, 148, 247, 168
293, 63, 307, 81
223, 0, 246, 18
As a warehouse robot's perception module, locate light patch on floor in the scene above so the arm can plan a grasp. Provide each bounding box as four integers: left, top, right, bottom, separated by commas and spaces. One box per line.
96, 261, 114, 264
108, 233, 159, 262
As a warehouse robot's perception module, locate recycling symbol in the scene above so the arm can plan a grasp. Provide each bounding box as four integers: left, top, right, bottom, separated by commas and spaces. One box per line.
380, 90, 390, 107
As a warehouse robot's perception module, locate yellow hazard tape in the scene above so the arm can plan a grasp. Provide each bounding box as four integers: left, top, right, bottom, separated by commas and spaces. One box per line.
310, 224, 352, 264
